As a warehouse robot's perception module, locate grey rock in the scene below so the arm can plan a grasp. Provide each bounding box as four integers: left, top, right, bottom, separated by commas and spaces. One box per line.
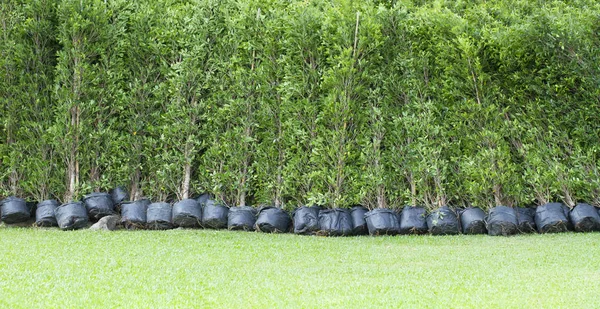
90, 215, 120, 231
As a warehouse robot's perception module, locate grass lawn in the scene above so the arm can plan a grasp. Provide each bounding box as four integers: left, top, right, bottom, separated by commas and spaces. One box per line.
0, 228, 599, 308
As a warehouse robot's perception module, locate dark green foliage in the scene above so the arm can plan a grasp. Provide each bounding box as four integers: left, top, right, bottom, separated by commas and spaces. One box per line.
1, 0, 599, 209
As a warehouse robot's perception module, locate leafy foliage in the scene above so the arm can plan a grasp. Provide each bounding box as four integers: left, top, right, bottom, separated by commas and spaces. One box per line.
1, 0, 599, 209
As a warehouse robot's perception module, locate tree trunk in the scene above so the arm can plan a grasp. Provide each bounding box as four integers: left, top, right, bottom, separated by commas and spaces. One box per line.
182, 162, 191, 200
66, 105, 79, 201
130, 163, 140, 201
239, 159, 247, 207
275, 102, 283, 208
493, 183, 502, 206
409, 172, 417, 206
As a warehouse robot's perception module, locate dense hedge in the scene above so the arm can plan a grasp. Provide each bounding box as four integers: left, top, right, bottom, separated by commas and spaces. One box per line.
2, 0, 600, 210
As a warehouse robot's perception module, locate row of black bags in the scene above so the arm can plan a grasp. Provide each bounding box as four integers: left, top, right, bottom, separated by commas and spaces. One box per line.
2, 191, 600, 235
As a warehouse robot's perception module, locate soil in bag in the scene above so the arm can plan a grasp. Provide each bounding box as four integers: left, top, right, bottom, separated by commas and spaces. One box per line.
460, 207, 486, 235
121, 199, 150, 229
55, 202, 89, 230
569, 203, 600, 232
82, 192, 115, 220
255, 207, 291, 233
515, 207, 536, 233
228, 206, 257, 231
399, 206, 428, 235
350, 206, 368, 235
364, 208, 400, 236
293, 206, 321, 235
486, 206, 518, 236
535, 203, 570, 234
1, 197, 31, 224
317, 208, 353, 236
172, 199, 202, 228
147, 202, 173, 230
202, 200, 229, 229
35, 200, 59, 227
427, 206, 460, 235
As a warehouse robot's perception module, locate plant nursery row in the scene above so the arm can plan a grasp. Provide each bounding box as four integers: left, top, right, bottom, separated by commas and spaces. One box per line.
2, 0, 600, 211
2, 188, 599, 236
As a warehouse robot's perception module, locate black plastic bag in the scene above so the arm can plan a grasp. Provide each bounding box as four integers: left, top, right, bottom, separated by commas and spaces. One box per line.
350, 206, 368, 235
1, 196, 31, 224
399, 206, 428, 235
147, 202, 173, 230
569, 203, 600, 232
460, 207, 486, 235
486, 206, 518, 236
515, 207, 536, 233
293, 206, 321, 235
364, 208, 400, 236
255, 207, 291, 233
35, 200, 59, 227
228, 206, 257, 231
196, 193, 213, 206
55, 202, 89, 230
82, 192, 115, 220
172, 199, 202, 228
109, 186, 130, 205
535, 203, 570, 233
427, 206, 460, 235
121, 199, 150, 229
202, 200, 229, 229
317, 208, 353, 236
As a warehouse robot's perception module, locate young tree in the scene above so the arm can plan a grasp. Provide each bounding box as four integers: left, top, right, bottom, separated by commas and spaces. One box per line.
0, 0, 61, 201
113, 0, 187, 201
355, 7, 388, 209
14, 0, 62, 201
253, 1, 288, 208
156, 0, 224, 200
0, 0, 28, 197
201, 0, 263, 206
270, 1, 326, 207
310, 1, 377, 208
52, 0, 114, 201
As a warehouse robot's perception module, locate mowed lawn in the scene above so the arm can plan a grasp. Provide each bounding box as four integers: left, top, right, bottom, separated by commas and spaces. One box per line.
0, 228, 599, 308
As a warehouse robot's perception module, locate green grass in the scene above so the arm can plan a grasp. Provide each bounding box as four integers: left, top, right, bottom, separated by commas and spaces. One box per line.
0, 229, 599, 308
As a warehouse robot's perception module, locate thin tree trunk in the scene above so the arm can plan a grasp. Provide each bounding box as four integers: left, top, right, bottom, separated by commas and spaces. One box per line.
239, 156, 247, 206
182, 159, 191, 200
434, 168, 445, 207
535, 189, 548, 206
353, 12, 360, 59
275, 97, 283, 208
376, 184, 385, 209
374, 135, 385, 209
493, 183, 502, 206
409, 172, 416, 206
181, 105, 197, 200
67, 105, 79, 201
130, 163, 140, 201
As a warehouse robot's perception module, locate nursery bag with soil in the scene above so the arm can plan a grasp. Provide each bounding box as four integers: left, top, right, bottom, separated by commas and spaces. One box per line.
293, 206, 321, 235
147, 202, 173, 230
55, 202, 89, 230
255, 207, 291, 233
318, 208, 353, 236
227, 206, 257, 231
35, 200, 59, 227
172, 199, 202, 228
